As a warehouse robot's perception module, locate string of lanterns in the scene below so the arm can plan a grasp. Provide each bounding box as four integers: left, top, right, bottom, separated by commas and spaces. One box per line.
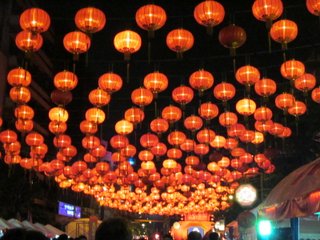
0, 0, 320, 216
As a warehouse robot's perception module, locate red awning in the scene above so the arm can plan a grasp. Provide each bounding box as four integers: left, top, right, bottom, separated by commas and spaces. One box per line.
260, 158, 320, 220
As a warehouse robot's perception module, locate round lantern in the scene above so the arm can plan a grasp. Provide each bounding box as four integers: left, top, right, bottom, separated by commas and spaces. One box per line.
275, 93, 295, 111
0, 130, 18, 144
114, 30, 142, 60
210, 135, 226, 149
312, 87, 320, 103
49, 107, 69, 123
135, 4, 167, 36
25, 131, 44, 146
270, 19, 298, 50
51, 89, 73, 106
252, 0, 283, 26
54, 134, 72, 148
82, 135, 100, 149
236, 98, 257, 116
196, 128, 216, 144
143, 71, 168, 95
10, 86, 31, 104
163, 159, 178, 169
167, 130, 187, 146
115, 119, 134, 135
121, 144, 137, 158
19, 8, 50, 33
138, 150, 154, 161
280, 59, 305, 81
172, 85, 194, 106
235, 65, 260, 87
189, 69, 214, 93
180, 139, 195, 152
131, 87, 154, 108
85, 107, 106, 124
161, 105, 182, 123
254, 78, 277, 97
7, 67, 32, 87
79, 120, 97, 134
63, 31, 91, 55
218, 24, 247, 56
254, 106, 273, 121
251, 131, 264, 145
15, 30, 43, 52
235, 184, 257, 207
219, 111, 238, 127
151, 142, 167, 156
150, 118, 169, 134
16, 119, 34, 133
166, 28, 194, 58
98, 72, 123, 94
140, 133, 159, 148
213, 82, 236, 102
294, 73, 316, 93
124, 107, 145, 125
88, 88, 111, 107
184, 115, 203, 132
75, 7, 106, 33
288, 101, 307, 117
194, 0, 225, 34
54, 70, 78, 91
14, 104, 34, 120
198, 102, 219, 120
306, 0, 320, 16
255, 120, 273, 133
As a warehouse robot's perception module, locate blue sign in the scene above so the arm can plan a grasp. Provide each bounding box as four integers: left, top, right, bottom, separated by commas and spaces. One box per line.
58, 201, 81, 218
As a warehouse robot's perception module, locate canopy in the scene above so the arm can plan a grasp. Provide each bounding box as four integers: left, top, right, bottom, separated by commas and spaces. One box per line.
0, 218, 10, 230
45, 224, 65, 236
260, 158, 320, 220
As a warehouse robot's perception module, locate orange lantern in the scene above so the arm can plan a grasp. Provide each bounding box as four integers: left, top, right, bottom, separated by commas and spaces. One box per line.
15, 30, 43, 52
110, 135, 129, 150
197, 128, 216, 144
251, 131, 264, 145
124, 107, 145, 125
121, 144, 137, 158
280, 59, 305, 81
252, 0, 283, 26
307, 0, 320, 16
180, 139, 195, 152
114, 30, 142, 60
167, 130, 187, 146
172, 85, 194, 106
254, 78, 277, 97
25, 131, 44, 146
19, 8, 50, 33
268, 122, 284, 136
89, 88, 111, 107
82, 135, 100, 150
185, 155, 200, 166
14, 105, 34, 120
150, 118, 169, 135
218, 24, 247, 56
288, 101, 307, 117
143, 71, 168, 95
254, 106, 273, 122
255, 120, 273, 133
131, 87, 154, 107
98, 72, 123, 93
79, 120, 97, 134
0, 117, 2, 127
63, 31, 91, 55
16, 119, 34, 133
75, 7, 106, 33
236, 98, 257, 116
61, 145, 77, 158
189, 69, 214, 93
312, 87, 320, 103
95, 162, 110, 176
275, 93, 295, 111
163, 159, 178, 169
115, 119, 134, 135
49, 107, 69, 123
85, 107, 106, 124
10, 86, 31, 104
278, 127, 292, 138
151, 142, 167, 156
219, 111, 238, 127
166, 28, 194, 58
210, 135, 226, 149
194, 143, 209, 156
7, 67, 32, 87
294, 73, 316, 93
161, 105, 182, 123
140, 133, 159, 148
54, 70, 78, 91
135, 4, 167, 36
227, 123, 246, 138
235, 65, 260, 87
184, 115, 203, 132
239, 130, 255, 143
213, 82, 236, 102
139, 150, 154, 161
167, 148, 182, 159
198, 102, 219, 121
54, 134, 72, 148
270, 19, 298, 50
194, 0, 225, 34
0, 130, 18, 144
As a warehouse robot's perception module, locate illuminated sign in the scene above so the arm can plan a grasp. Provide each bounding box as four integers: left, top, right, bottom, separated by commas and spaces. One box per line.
58, 201, 81, 218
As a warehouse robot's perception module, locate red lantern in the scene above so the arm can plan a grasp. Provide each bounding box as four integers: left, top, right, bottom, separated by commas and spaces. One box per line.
306, 0, 320, 16
82, 135, 100, 150
79, 120, 97, 134
124, 107, 145, 125
131, 87, 153, 108
75, 7, 106, 33
254, 106, 273, 121
194, 143, 209, 156
14, 105, 34, 120
15, 31, 43, 52
121, 144, 137, 158
236, 98, 257, 116
180, 139, 195, 152
151, 142, 167, 157
167, 148, 182, 159
19, 8, 50, 33
54, 134, 72, 148
294, 73, 316, 93
54, 70, 78, 91
227, 123, 246, 138
166, 28, 194, 58
213, 82, 236, 102
198, 102, 219, 121
140, 133, 159, 148
218, 24, 246, 56
210, 135, 226, 149
268, 122, 284, 136
63, 31, 91, 55
89, 88, 111, 107
110, 135, 129, 150
172, 85, 194, 105
189, 69, 214, 93
143, 71, 168, 95
255, 120, 273, 133
167, 131, 187, 146
135, 4, 167, 35
161, 105, 182, 123
254, 78, 277, 97
312, 87, 320, 103
16, 119, 34, 133
7, 68, 32, 87
275, 93, 295, 111
150, 118, 169, 135
25, 131, 44, 146
98, 72, 123, 93
280, 59, 305, 81
219, 111, 238, 127
85, 107, 105, 124
270, 19, 298, 50
184, 115, 203, 132
288, 101, 307, 117
114, 30, 142, 60
194, 0, 225, 34
196, 128, 216, 144
10, 86, 31, 104
115, 119, 134, 135
252, 0, 283, 25
235, 65, 260, 86
0, 130, 18, 144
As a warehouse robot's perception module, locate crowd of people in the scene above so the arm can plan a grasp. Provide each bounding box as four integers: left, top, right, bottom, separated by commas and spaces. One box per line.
0, 218, 221, 240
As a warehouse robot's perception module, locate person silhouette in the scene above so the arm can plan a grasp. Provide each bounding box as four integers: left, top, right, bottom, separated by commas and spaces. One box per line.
95, 217, 132, 240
